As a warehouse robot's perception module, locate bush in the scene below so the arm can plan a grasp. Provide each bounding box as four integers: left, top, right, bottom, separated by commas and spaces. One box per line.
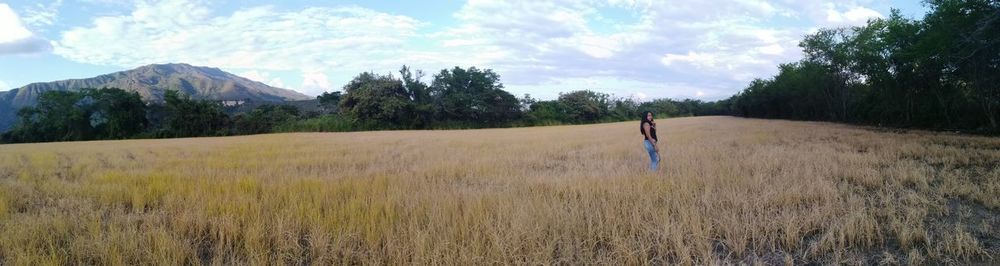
273, 114, 355, 132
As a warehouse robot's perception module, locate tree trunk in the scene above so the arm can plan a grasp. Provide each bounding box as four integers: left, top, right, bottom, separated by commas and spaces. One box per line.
932, 83, 953, 126
840, 77, 849, 122
987, 100, 998, 129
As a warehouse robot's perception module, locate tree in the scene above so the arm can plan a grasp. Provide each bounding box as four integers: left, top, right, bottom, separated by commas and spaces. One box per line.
609, 97, 640, 121
234, 105, 301, 134
88, 88, 147, 139
557, 90, 611, 123
639, 99, 680, 119
730, 0, 1000, 132
338, 72, 418, 128
317, 91, 342, 111
6, 90, 88, 142
429, 66, 521, 126
163, 90, 229, 137
3, 88, 147, 142
800, 28, 857, 121
526, 100, 569, 124
925, 0, 1000, 129
399, 65, 433, 127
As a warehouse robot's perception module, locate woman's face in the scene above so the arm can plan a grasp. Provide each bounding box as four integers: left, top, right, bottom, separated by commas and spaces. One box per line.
646, 113, 653, 121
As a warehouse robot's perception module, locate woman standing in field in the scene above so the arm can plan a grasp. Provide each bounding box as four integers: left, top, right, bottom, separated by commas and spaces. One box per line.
641, 111, 660, 171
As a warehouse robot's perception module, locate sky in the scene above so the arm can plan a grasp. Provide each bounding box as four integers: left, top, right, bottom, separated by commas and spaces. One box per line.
0, 0, 928, 101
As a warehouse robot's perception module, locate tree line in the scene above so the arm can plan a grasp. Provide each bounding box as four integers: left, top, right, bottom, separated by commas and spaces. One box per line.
1, 66, 722, 144
0, 88, 299, 143
322, 66, 726, 130
728, 0, 999, 132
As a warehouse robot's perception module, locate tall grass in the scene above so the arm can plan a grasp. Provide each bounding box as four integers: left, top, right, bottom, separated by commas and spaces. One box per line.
0, 116, 996, 264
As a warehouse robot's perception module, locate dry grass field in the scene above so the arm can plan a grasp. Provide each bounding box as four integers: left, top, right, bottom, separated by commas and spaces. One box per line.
0, 116, 997, 265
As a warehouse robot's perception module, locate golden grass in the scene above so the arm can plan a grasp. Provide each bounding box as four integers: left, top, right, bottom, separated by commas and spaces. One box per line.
0, 116, 997, 265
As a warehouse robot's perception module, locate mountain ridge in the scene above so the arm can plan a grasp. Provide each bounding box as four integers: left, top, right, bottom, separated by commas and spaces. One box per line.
0, 63, 312, 132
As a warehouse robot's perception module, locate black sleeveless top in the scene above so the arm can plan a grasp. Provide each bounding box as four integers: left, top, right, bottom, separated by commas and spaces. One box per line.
640, 121, 657, 141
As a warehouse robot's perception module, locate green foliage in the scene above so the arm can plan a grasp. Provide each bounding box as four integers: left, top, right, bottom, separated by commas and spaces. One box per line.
400, 65, 434, 127
90, 88, 148, 139
430, 66, 521, 126
2, 88, 147, 143
636, 98, 731, 119
640, 99, 679, 119
338, 72, 419, 129
520, 93, 725, 126
733, 62, 851, 120
234, 105, 301, 135
730, 1, 1000, 132
316, 91, 342, 110
525, 100, 570, 125
926, 0, 1000, 129
557, 90, 611, 123
608, 97, 641, 121
8, 90, 88, 142
273, 114, 355, 132
162, 90, 229, 137
336, 66, 526, 129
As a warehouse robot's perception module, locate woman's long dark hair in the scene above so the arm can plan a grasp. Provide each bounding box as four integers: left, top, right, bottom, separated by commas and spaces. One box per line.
640, 111, 654, 124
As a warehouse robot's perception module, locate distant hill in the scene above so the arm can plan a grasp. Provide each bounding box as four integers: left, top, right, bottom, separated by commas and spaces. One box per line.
0, 63, 312, 132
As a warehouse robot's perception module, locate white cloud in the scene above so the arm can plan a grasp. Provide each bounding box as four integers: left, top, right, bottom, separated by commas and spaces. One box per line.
239, 71, 268, 84
0, 80, 8, 91
633, 92, 648, 101
239, 70, 286, 89
443, 1, 653, 59
0, 3, 51, 55
787, 1, 886, 28
436, 0, 897, 99
21, 0, 63, 27
825, 5, 883, 25
0, 5, 33, 43
300, 71, 331, 96
503, 75, 725, 101
756, 44, 785, 55
729, 0, 795, 18
46, 0, 894, 100
429, 0, 815, 99
661, 52, 719, 69
53, 0, 422, 71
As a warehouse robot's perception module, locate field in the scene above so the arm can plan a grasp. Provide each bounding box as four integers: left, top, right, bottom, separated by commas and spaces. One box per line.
0, 116, 997, 265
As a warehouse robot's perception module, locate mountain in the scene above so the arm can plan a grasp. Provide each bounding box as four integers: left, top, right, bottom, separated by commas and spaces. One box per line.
6, 63, 310, 107
0, 63, 312, 132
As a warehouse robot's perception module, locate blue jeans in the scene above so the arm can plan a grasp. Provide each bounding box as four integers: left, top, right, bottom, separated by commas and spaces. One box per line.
644, 140, 659, 170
